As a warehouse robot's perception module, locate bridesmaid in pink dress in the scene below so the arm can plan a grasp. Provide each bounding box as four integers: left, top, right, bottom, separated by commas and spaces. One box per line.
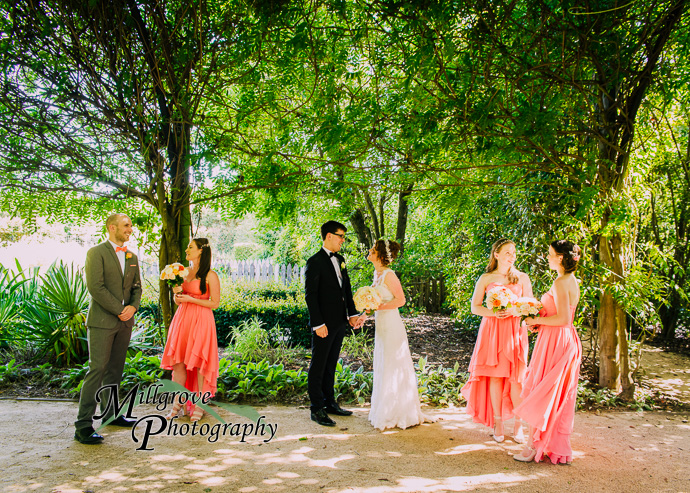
160, 238, 220, 422
461, 238, 533, 443
513, 240, 582, 464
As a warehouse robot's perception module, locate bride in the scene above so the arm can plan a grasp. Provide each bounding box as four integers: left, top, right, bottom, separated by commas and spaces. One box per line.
364, 239, 434, 430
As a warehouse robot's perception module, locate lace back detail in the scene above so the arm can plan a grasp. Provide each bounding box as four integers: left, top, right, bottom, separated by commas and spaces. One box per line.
373, 268, 391, 287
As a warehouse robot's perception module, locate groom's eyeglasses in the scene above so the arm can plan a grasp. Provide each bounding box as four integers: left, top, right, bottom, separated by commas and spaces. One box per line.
332, 233, 347, 240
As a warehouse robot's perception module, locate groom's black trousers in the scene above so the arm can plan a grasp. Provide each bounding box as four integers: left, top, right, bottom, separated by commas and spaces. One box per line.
308, 321, 347, 411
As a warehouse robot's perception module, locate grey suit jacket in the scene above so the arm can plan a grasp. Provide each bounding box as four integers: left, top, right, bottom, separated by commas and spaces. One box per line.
85, 241, 142, 329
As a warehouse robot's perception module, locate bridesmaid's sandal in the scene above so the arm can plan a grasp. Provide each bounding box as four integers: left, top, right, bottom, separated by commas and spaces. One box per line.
513, 420, 525, 444
166, 400, 184, 420
514, 446, 537, 462
492, 416, 505, 443
190, 407, 204, 422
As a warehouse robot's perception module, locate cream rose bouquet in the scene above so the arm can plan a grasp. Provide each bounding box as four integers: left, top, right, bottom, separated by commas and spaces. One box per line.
485, 285, 518, 313
353, 286, 383, 313
510, 297, 543, 320
160, 262, 189, 289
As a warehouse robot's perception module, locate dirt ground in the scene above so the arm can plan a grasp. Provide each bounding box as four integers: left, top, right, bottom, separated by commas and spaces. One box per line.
2, 343, 690, 493
0, 399, 688, 493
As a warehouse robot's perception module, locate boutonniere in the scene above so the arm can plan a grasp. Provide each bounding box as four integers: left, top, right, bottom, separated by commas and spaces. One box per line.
126, 252, 133, 259
340, 261, 346, 270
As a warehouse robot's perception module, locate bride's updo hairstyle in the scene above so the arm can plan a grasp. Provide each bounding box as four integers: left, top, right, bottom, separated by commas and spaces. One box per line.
550, 239, 581, 273
192, 238, 212, 294
374, 239, 401, 267
485, 238, 520, 285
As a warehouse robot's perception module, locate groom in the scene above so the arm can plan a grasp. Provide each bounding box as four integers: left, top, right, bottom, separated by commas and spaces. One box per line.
305, 221, 362, 426
74, 213, 142, 444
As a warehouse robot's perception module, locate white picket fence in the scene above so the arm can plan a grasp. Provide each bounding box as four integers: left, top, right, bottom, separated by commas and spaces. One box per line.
142, 259, 305, 285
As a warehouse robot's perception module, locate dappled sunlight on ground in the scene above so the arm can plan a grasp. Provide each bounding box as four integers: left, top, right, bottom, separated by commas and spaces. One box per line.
1, 402, 689, 492
335, 472, 544, 493
639, 347, 690, 402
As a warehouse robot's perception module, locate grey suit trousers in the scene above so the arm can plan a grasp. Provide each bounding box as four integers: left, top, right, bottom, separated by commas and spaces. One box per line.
75, 320, 132, 430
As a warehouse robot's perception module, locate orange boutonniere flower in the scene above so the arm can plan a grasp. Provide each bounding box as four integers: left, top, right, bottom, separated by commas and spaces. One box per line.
126, 252, 133, 259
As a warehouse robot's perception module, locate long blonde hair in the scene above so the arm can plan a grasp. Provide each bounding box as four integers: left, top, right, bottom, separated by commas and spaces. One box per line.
485, 238, 519, 284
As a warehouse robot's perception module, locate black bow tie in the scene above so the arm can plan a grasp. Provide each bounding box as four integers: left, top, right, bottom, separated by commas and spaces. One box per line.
329, 252, 336, 258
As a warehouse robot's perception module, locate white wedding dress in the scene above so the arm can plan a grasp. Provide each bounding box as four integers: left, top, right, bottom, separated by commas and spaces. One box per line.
369, 269, 435, 430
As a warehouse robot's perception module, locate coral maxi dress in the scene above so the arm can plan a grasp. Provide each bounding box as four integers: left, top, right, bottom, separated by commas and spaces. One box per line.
161, 278, 219, 412
461, 283, 528, 428
514, 290, 581, 464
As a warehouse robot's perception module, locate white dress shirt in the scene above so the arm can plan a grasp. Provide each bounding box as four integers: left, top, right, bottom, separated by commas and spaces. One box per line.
108, 240, 126, 275
323, 246, 342, 286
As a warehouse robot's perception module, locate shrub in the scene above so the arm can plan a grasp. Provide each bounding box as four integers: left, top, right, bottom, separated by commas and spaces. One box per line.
341, 328, 373, 362
139, 283, 310, 348
229, 317, 273, 361
417, 356, 469, 406
17, 262, 90, 366
62, 351, 164, 394
216, 358, 309, 401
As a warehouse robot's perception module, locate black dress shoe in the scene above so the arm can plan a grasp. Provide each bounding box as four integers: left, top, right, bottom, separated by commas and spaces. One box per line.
310, 408, 336, 427
74, 426, 104, 445
106, 416, 137, 427
324, 403, 353, 416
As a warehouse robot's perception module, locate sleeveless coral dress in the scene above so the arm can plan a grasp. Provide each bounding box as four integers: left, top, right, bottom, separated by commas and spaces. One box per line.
160, 278, 219, 412
461, 282, 528, 428
514, 290, 581, 464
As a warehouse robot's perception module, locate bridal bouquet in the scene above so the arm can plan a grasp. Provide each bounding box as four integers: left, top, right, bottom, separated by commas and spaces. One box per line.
160, 262, 189, 288
485, 285, 518, 313
354, 286, 383, 313
510, 297, 543, 320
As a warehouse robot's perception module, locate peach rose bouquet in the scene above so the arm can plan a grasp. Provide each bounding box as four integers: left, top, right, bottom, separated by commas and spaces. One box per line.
160, 262, 189, 289
485, 285, 518, 313
353, 286, 383, 313
510, 297, 543, 321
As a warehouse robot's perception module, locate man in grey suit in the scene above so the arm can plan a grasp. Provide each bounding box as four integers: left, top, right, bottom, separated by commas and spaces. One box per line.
74, 213, 142, 444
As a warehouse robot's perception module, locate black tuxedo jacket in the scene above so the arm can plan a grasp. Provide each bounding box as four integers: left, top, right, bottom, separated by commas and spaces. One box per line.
305, 248, 358, 330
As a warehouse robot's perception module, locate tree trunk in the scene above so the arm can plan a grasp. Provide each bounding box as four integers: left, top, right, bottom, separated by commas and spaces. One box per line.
659, 301, 680, 341
395, 184, 413, 252
598, 226, 634, 399
349, 208, 374, 248
157, 120, 192, 329
363, 190, 381, 239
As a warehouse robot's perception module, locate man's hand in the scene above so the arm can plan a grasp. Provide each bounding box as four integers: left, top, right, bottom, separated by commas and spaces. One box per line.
350, 314, 366, 329
315, 325, 328, 338
118, 305, 136, 321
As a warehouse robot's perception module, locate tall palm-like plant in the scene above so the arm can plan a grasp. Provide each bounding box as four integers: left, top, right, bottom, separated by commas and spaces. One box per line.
0, 266, 25, 347
20, 262, 89, 366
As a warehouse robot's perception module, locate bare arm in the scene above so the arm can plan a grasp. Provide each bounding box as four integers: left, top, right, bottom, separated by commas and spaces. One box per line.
520, 272, 534, 298
174, 271, 221, 309
378, 271, 406, 310
470, 275, 498, 318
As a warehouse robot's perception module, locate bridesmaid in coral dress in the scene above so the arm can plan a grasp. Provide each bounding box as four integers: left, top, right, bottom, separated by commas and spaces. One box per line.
160, 238, 220, 422
461, 238, 533, 443
513, 239, 582, 464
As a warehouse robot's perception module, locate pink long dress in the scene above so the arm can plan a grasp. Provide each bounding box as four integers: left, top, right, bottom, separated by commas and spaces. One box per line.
160, 279, 219, 413
514, 290, 581, 464
461, 282, 528, 428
